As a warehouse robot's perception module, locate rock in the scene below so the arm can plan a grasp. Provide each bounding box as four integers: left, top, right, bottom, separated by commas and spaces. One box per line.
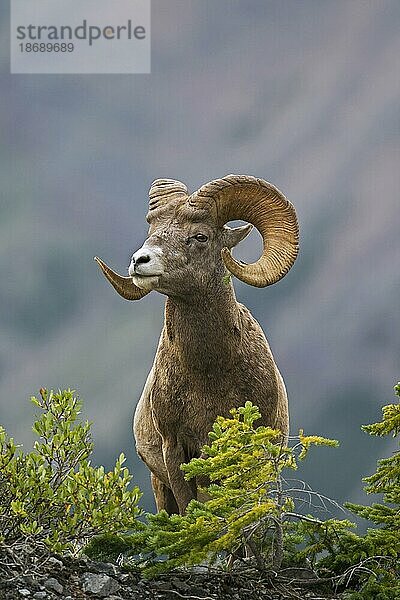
188, 586, 209, 597
47, 556, 63, 568
44, 578, 64, 594
151, 581, 172, 591
90, 561, 118, 577
190, 565, 209, 573
33, 593, 47, 599
81, 573, 120, 597
18, 590, 31, 598
18, 576, 36, 588
172, 579, 192, 592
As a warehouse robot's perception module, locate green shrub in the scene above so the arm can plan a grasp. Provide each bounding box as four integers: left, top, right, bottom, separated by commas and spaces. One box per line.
119, 401, 343, 577
96, 385, 399, 600
346, 383, 400, 554
3, 382, 399, 600
286, 383, 400, 598
341, 383, 400, 598
0, 388, 142, 554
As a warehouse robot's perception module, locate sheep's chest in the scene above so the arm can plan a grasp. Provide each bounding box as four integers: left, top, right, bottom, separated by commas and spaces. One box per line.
150, 354, 276, 450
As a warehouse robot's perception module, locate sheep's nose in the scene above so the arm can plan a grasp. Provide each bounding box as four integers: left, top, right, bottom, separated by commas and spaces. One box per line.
134, 253, 151, 265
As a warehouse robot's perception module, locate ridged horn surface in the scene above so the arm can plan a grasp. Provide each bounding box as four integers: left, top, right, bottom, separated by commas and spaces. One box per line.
147, 179, 188, 221
94, 257, 149, 300
188, 174, 299, 287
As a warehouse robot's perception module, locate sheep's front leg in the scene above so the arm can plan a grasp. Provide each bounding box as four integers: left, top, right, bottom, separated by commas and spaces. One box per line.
151, 473, 179, 515
162, 437, 196, 514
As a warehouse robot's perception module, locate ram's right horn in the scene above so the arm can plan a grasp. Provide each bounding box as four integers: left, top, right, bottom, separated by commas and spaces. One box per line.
94, 256, 149, 300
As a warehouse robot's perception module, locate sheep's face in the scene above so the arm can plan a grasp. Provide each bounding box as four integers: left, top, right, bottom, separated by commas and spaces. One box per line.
128, 213, 252, 298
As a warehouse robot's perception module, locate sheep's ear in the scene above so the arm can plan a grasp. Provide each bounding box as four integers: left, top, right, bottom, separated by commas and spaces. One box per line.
223, 223, 253, 249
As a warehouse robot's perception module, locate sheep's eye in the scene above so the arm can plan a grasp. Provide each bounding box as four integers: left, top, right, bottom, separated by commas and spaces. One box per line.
194, 233, 208, 242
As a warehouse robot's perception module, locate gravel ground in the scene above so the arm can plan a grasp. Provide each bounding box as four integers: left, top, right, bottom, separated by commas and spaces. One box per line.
0, 553, 342, 600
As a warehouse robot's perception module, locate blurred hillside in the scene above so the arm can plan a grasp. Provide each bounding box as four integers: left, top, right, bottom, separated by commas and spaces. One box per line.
1, 0, 399, 512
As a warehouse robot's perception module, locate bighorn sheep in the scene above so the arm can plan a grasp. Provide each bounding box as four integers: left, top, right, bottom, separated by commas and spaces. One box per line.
95, 175, 299, 515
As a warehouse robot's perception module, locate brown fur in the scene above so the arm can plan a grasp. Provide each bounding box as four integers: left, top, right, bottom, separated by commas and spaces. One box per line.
131, 210, 289, 514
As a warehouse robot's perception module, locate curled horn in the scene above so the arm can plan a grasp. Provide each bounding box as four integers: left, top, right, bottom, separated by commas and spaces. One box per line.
188, 174, 299, 287
94, 256, 149, 301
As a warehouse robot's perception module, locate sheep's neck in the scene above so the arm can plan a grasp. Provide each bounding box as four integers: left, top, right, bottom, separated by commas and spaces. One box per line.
165, 285, 240, 371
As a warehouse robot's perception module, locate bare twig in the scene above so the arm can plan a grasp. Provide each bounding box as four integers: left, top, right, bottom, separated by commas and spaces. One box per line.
157, 590, 216, 600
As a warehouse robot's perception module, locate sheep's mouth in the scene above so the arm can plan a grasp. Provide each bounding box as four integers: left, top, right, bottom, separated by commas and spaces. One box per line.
131, 273, 161, 290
